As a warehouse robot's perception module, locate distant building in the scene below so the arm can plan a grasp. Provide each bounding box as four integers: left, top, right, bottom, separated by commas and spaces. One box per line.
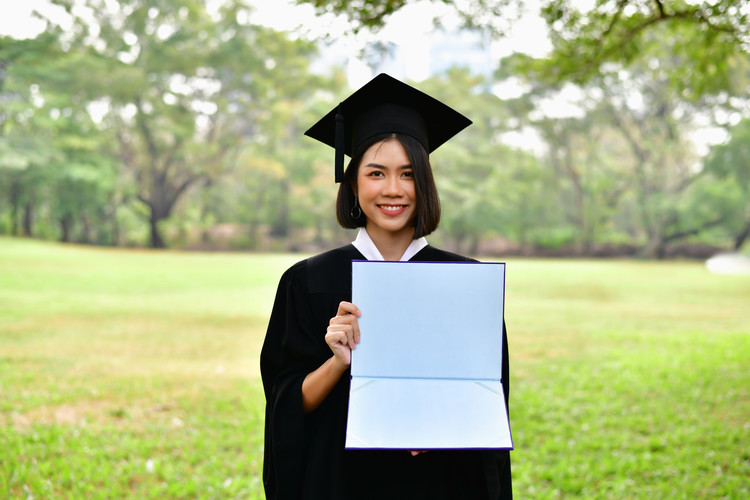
360, 29, 494, 83
429, 30, 495, 81
318, 28, 494, 86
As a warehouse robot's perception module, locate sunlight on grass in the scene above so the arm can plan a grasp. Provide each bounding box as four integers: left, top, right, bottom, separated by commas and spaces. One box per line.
1, 237, 748, 498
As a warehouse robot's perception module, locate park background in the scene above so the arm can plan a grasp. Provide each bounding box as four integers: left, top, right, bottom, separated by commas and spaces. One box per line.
1, 0, 749, 498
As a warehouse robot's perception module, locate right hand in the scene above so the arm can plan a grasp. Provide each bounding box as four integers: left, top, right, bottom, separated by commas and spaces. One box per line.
325, 301, 361, 367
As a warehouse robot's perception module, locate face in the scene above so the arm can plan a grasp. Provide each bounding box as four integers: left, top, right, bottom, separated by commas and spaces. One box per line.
355, 139, 417, 241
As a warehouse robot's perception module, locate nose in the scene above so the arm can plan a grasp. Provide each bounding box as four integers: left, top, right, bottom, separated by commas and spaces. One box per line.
383, 175, 404, 196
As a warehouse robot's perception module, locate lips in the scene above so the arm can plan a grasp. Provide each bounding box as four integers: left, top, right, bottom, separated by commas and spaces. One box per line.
378, 204, 408, 216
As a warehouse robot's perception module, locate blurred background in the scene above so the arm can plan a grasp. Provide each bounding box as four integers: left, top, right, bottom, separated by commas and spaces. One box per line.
1, 0, 748, 259
2, 2, 749, 498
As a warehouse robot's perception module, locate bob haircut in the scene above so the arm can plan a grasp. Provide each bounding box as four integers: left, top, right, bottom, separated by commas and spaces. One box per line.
336, 133, 441, 238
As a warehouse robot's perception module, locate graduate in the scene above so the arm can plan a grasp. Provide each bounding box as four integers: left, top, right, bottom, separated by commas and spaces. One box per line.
261, 73, 512, 499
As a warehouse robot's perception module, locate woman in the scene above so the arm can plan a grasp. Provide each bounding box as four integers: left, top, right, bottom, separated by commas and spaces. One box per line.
261, 74, 512, 499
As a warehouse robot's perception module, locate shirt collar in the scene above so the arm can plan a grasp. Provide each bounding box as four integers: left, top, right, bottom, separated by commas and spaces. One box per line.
352, 228, 428, 262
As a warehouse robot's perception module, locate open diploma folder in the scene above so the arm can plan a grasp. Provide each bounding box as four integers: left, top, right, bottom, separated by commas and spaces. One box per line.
346, 261, 513, 450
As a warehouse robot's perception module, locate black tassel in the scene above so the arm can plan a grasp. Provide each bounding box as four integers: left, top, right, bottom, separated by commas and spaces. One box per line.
335, 106, 344, 183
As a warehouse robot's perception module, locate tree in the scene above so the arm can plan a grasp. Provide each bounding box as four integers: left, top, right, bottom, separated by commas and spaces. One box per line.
296, 0, 520, 35
197, 69, 352, 251
45, 114, 120, 244
524, 111, 630, 254
48, 0, 321, 248
534, 0, 749, 100
297, 0, 749, 257
595, 58, 734, 257
705, 118, 750, 250
298, 0, 749, 100
0, 34, 62, 236
495, 15, 748, 257
415, 69, 551, 254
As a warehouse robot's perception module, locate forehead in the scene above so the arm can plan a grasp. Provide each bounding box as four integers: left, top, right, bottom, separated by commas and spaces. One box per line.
361, 139, 409, 165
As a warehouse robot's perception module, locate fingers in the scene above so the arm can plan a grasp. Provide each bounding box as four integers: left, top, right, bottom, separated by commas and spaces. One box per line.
330, 301, 361, 347
324, 330, 351, 364
325, 329, 350, 349
324, 302, 362, 364
410, 450, 428, 456
327, 318, 358, 350
336, 301, 361, 318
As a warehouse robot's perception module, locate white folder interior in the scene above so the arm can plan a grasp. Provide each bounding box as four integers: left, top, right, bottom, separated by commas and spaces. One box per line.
347, 261, 512, 450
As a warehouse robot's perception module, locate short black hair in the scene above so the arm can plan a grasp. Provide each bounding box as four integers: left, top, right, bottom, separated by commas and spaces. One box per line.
336, 133, 441, 238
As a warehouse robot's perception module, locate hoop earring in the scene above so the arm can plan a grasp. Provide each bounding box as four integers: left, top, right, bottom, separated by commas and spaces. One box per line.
350, 195, 362, 219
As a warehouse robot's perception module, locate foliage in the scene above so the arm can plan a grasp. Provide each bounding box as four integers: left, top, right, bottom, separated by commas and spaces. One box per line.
0, 0, 344, 249
0, 33, 64, 236
704, 118, 750, 249
706, 118, 750, 188
535, 0, 750, 100
418, 69, 557, 253
297, 0, 750, 100
295, 0, 520, 35
1, 0, 749, 255
291, 0, 750, 256
497, 20, 747, 257
34, 0, 328, 248
1, 238, 748, 498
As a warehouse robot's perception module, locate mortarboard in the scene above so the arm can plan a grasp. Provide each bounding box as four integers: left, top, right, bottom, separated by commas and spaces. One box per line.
305, 73, 472, 183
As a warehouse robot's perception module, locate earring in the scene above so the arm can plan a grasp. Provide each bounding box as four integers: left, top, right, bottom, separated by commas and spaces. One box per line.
350, 195, 362, 219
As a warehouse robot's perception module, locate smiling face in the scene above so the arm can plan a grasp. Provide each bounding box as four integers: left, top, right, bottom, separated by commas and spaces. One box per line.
355, 138, 417, 242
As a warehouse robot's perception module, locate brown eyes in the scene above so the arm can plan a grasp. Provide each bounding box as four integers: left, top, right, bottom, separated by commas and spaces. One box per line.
366, 170, 413, 178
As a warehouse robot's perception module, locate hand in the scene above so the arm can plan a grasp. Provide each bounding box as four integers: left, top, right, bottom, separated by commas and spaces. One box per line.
325, 301, 361, 368
409, 451, 428, 456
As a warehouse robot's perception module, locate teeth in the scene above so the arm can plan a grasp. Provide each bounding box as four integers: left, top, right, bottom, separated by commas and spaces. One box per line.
381, 205, 404, 211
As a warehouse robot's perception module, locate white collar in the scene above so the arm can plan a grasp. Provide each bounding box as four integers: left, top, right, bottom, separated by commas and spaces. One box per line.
352, 228, 428, 261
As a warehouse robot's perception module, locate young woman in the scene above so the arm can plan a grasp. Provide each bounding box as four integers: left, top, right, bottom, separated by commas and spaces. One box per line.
261, 74, 512, 499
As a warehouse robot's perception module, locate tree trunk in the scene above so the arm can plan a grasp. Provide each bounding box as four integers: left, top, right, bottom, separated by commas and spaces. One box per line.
9, 180, 20, 236
109, 206, 121, 246
452, 231, 467, 255
640, 233, 666, 259
247, 187, 267, 250
270, 179, 289, 238
22, 200, 33, 236
468, 235, 480, 257
60, 215, 72, 242
314, 218, 324, 245
733, 219, 750, 251
81, 215, 92, 244
142, 172, 188, 249
149, 212, 166, 249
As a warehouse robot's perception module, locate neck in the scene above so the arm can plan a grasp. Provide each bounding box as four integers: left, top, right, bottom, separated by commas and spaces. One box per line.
366, 224, 414, 261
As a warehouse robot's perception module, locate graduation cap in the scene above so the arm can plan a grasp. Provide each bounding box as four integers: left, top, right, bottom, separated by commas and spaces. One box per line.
305, 73, 472, 183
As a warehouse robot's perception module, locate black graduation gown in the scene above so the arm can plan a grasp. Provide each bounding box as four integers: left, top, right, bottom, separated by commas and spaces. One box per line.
260, 244, 512, 500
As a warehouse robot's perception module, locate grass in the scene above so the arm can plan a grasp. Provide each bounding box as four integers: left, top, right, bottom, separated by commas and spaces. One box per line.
1, 236, 748, 498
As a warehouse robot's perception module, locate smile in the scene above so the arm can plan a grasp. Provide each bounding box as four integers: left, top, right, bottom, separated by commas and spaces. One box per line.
378, 205, 407, 216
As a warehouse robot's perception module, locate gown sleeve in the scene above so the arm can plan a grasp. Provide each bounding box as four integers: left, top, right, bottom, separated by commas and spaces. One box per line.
260, 262, 328, 500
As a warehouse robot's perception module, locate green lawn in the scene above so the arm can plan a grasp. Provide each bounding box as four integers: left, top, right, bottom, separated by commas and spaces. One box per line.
1, 236, 748, 498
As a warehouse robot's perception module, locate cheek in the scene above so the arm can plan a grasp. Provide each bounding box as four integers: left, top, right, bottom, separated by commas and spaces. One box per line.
356, 179, 376, 199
